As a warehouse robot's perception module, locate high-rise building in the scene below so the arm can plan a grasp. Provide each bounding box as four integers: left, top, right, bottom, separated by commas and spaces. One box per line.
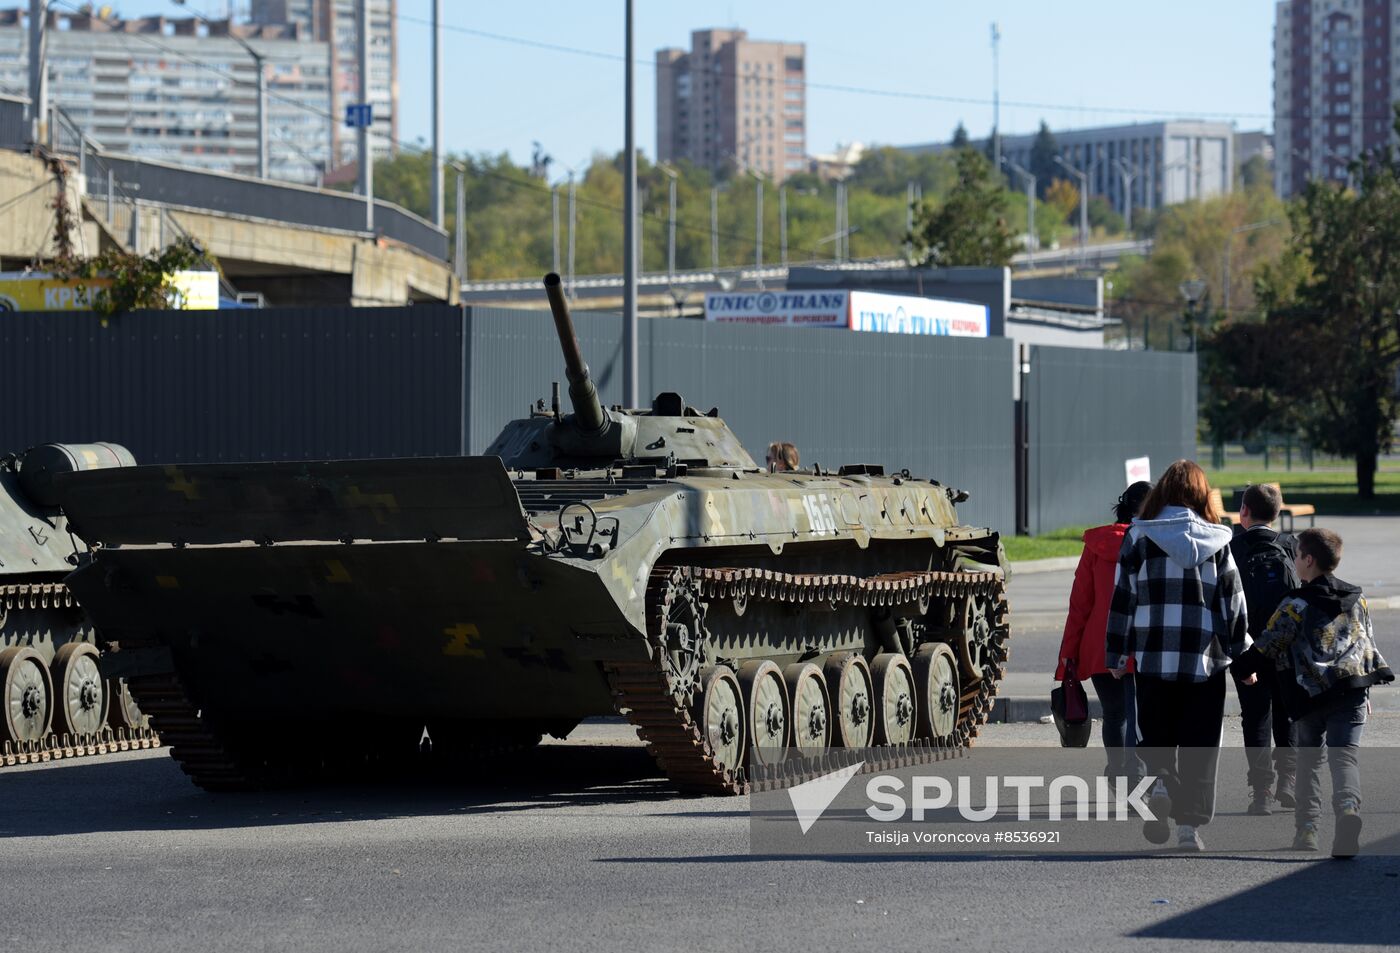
0, 9, 331, 183
1274, 0, 1397, 196
655, 29, 805, 183
251, 0, 397, 166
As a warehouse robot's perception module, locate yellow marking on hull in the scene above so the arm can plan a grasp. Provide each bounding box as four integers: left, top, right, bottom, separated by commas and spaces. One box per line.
155, 575, 180, 589
324, 559, 353, 584
345, 486, 400, 525
163, 466, 200, 500
442, 623, 484, 658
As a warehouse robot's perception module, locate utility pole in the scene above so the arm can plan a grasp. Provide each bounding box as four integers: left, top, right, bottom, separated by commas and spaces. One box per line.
27, 0, 46, 147
659, 164, 677, 282
710, 186, 718, 271
356, 0, 373, 230
779, 185, 787, 266
454, 166, 467, 280
430, 0, 443, 227
990, 22, 1001, 172
621, 0, 638, 408
551, 183, 560, 275
567, 171, 577, 299
834, 181, 846, 262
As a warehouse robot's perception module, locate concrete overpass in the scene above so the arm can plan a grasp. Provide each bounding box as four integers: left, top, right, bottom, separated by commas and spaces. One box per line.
0, 97, 456, 307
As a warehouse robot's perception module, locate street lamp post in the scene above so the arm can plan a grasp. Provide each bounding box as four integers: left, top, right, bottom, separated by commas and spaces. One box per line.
1054, 155, 1091, 268
1115, 158, 1140, 234
1001, 157, 1036, 262
174, 0, 267, 178
1179, 278, 1207, 352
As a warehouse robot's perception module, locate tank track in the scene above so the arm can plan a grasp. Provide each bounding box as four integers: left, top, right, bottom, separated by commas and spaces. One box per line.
0, 582, 162, 769
606, 564, 1010, 796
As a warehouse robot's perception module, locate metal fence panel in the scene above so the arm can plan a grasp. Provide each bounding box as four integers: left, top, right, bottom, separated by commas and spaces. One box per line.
464, 308, 1016, 531
1027, 346, 1197, 534
0, 307, 464, 463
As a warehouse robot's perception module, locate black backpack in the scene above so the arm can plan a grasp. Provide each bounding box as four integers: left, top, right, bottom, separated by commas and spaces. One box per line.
1237, 533, 1300, 636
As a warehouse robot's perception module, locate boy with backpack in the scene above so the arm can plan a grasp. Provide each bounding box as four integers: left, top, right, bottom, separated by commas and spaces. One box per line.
1249, 528, 1394, 858
1228, 484, 1300, 815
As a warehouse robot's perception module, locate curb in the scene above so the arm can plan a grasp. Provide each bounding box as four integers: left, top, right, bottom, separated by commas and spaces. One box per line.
1007, 556, 1080, 575
988, 695, 1243, 724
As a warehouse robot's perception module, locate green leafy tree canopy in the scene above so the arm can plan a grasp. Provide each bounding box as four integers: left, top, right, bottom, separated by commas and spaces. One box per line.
908, 150, 1020, 267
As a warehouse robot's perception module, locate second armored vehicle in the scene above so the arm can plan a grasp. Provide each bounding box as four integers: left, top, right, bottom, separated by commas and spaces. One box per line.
1, 443, 156, 766
55, 275, 1010, 794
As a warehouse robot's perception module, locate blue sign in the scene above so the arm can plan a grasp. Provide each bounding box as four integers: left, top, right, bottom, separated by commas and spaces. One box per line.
344, 104, 373, 129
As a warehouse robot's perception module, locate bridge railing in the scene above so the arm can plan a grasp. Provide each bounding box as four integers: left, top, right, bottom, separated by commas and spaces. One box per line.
2, 99, 449, 263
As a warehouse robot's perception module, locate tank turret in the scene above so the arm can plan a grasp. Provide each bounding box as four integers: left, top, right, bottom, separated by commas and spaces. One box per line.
483, 275, 757, 471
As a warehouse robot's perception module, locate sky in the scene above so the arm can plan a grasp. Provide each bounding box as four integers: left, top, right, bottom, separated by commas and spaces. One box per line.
109, 1, 1278, 172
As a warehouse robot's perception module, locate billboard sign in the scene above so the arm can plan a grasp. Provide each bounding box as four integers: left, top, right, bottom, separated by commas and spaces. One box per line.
703, 290, 849, 327
848, 291, 989, 337
704, 289, 989, 337
0, 272, 220, 311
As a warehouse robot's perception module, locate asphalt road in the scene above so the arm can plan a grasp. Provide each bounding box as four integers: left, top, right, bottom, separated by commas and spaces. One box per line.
3, 514, 1395, 952
5, 719, 1400, 953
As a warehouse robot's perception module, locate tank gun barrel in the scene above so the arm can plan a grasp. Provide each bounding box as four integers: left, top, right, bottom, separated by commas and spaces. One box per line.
543, 273, 608, 435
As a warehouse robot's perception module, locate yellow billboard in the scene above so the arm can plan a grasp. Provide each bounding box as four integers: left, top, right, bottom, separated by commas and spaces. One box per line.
0, 271, 219, 311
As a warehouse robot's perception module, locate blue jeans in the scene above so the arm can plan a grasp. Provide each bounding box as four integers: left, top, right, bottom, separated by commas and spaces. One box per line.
1293, 686, 1368, 826
1090, 673, 1141, 779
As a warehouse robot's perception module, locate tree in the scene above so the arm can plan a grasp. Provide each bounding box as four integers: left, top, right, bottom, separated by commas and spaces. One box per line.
1242, 128, 1400, 497
1087, 195, 1124, 234
908, 149, 1019, 267
1028, 121, 1059, 199
1044, 177, 1079, 220
951, 122, 970, 150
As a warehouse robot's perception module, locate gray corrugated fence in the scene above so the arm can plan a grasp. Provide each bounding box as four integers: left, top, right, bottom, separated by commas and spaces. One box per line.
465, 308, 1016, 531
1026, 345, 1197, 534
0, 307, 465, 462
0, 305, 1196, 535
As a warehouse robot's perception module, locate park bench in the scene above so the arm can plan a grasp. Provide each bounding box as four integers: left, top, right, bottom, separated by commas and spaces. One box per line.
1210, 488, 1242, 526
1266, 482, 1316, 533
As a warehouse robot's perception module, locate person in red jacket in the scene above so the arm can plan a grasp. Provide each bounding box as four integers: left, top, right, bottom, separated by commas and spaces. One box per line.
1056, 481, 1152, 779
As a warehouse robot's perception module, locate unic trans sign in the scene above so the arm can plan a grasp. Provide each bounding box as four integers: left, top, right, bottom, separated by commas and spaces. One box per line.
703, 289, 989, 337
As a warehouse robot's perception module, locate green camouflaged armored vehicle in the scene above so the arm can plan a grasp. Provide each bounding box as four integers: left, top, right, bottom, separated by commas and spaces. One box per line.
54, 274, 1009, 794
0, 443, 155, 766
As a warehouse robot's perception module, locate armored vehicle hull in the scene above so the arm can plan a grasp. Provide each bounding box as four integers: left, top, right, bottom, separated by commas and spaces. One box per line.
53, 276, 1010, 794
0, 444, 157, 767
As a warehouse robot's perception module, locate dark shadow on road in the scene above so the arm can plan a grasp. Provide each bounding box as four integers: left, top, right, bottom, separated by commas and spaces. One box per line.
595, 851, 1329, 865
0, 742, 685, 838
1130, 831, 1400, 944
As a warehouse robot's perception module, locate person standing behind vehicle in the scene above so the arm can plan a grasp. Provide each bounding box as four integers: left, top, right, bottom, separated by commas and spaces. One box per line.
1104, 460, 1250, 852
766, 442, 800, 472
1056, 480, 1152, 781
1228, 484, 1300, 815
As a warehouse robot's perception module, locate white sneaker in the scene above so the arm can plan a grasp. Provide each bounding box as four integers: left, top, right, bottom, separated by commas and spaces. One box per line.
1177, 824, 1204, 852
1142, 780, 1172, 845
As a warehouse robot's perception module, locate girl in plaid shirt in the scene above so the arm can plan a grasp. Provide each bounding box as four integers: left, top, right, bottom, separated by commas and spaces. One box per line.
1104, 459, 1250, 852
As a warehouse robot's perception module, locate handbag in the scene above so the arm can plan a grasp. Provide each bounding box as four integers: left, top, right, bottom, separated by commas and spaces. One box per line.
1051, 659, 1092, 747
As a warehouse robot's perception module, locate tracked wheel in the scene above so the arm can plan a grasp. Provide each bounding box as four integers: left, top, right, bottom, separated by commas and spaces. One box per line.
870, 653, 917, 745
824, 652, 874, 748
737, 660, 788, 765
783, 662, 830, 750
0, 647, 53, 744
914, 642, 959, 742
695, 665, 745, 777
107, 678, 150, 732
53, 642, 108, 739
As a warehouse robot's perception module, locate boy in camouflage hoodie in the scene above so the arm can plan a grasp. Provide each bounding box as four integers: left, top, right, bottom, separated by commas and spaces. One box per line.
1249, 528, 1394, 858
